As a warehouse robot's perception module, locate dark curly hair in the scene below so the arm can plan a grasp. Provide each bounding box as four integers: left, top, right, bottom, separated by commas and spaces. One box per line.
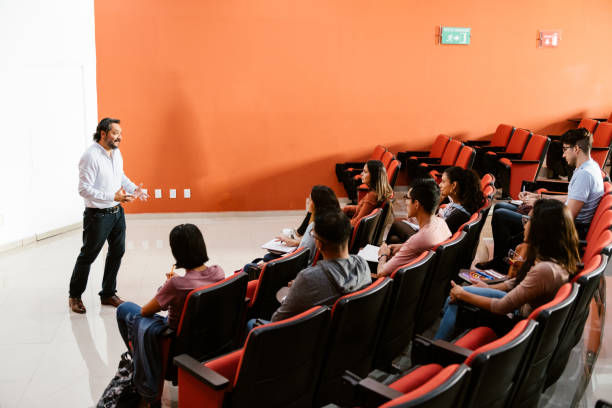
443, 167, 485, 214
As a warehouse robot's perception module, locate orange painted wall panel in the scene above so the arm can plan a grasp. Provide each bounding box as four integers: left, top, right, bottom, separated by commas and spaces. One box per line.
94, 0, 612, 213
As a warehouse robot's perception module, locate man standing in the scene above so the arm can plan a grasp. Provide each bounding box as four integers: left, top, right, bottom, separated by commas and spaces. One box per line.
69, 118, 148, 314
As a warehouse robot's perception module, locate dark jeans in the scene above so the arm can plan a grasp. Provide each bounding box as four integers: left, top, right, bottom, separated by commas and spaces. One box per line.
69, 206, 126, 298
491, 202, 525, 261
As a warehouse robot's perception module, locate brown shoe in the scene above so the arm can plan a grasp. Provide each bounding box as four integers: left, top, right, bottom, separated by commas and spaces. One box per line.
69, 297, 86, 314
101, 295, 124, 308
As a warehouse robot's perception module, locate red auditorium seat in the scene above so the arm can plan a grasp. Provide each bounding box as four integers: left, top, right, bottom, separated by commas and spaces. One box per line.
591, 122, 612, 169
174, 306, 331, 408
349, 208, 382, 254
398, 134, 451, 182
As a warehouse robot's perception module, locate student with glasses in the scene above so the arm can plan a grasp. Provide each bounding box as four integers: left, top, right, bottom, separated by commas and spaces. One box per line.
477, 128, 603, 273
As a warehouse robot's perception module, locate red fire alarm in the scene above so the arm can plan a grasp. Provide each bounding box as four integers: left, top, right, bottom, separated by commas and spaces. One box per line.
539, 30, 561, 47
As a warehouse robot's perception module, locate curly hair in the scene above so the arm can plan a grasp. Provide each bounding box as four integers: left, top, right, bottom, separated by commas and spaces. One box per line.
443, 167, 485, 214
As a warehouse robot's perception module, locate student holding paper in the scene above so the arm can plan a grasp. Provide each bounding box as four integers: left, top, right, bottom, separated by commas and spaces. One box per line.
434, 199, 579, 341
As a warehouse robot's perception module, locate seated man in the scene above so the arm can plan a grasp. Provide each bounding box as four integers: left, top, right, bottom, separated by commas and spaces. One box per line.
267, 209, 371, 322
478, 128, 604, 272
375, 178, 452, 278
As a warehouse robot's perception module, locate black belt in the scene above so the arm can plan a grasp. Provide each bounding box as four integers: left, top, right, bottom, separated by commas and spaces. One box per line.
86, 204, 121, 214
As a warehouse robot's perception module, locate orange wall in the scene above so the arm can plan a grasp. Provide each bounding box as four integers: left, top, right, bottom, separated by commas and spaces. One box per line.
94, 0, 612, 213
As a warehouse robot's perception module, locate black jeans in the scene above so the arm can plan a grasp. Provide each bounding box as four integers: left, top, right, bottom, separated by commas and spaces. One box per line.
69, 206, 126, 298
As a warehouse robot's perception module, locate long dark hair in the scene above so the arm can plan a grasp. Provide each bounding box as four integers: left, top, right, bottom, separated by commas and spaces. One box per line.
443, 167, 485, 214
515, 199, 580, 283
366, 160, 393, 203
311, 185, 340, 214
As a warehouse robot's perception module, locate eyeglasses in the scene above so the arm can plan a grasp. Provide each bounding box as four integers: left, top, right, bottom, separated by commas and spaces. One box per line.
562, 145, 574, 152
521, 215, 531, 226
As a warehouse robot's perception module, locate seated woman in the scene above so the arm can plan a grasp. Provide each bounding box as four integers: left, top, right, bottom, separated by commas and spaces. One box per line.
272, 185, 341, 265
343, 159, 393, 227
116, 223, 225, 349
434, 199, 580, 341
387, 167, 484, 243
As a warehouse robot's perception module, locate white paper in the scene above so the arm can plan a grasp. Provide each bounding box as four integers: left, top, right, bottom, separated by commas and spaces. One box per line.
402, 219, 420, 231
262, 239, 296, 254
358, 244, 380, 263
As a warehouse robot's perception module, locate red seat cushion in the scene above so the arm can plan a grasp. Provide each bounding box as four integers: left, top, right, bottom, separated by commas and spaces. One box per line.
389, 364, 443, 393
454, 326, 498, 350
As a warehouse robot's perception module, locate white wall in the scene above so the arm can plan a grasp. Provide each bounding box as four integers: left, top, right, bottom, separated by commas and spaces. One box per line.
0, 0, 98, 248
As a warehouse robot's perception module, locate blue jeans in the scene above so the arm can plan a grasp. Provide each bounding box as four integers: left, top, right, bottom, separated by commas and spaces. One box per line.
116, 301, 142, 350
491, 202, 525, 261
434, 286, 507, 341
246, 318, 270, 334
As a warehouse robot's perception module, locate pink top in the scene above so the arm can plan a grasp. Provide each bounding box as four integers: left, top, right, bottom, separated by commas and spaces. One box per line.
155, 265, 226, 329
491, 261, 569, 316
382, 216, 451, 276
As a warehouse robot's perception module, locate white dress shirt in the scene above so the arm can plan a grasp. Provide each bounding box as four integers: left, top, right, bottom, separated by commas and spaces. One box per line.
78, 143, 137, 208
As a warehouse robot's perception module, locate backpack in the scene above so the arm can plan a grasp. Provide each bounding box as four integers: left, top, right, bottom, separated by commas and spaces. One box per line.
97, 351, 141, 408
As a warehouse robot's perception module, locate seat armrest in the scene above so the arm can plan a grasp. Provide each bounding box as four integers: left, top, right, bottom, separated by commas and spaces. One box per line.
424, 164, 451, 173
477, 146, 506, 153
547, 134, 562, 140
456, 304, 515, 336
174, 354, 230, 390
464, 140, 491, 147
495, 152, 522, 160
342, 161, 366, 169
411, 335, 470, 366
416, 157, 442, 164
522, 180, 569, 193
399, 150, 430, 157
509, 159, 540, 165
343, 370, 403, 408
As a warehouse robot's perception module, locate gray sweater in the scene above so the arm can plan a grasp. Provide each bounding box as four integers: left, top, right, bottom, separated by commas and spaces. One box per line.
271, 254, 371, 322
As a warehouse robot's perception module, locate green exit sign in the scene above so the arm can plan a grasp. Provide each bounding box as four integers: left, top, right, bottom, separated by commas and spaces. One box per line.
440, 27, 471, 45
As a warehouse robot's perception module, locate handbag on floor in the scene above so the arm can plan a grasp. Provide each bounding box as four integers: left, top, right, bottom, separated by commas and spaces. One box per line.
97, 351, 141, 408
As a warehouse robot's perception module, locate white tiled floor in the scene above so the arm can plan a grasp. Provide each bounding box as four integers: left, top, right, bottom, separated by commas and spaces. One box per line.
0, 210, 609, 407
0, 212, 303, 408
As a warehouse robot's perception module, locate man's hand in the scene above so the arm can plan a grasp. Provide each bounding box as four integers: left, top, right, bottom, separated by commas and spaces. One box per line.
518, 191, 539, 206
114, 188, 135, 203
388, 244, 402, 256
134, 183, 149, 201
378, 243, 391, 258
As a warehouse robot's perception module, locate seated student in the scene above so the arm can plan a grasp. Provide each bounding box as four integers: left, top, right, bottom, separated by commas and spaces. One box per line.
435, 199, 580, 341
257, 210, 371, 324
343, 159, 394, 227
387, 167, 485, 242
375, 179, 451, 278
477, 128, 603, 273
116, 224, 225, 349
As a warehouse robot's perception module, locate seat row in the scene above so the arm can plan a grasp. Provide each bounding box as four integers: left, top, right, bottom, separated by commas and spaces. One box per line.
349, 181, 612, 408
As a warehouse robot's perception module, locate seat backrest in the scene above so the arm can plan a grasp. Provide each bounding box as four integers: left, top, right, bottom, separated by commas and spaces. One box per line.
371, 145, 387, 161
176, 272, 249, 361
583, 214, 612, 264
546, 254, 607, 388
383, 364, 471, 408
248, 247, 310, 320
372, 198, 392, 246
480, 173, 495, 190
440, 139, 462, 166
231, 306, 331, 408
430, 134, 451, 159
579, 118, 599, 133
387, 159, 401, 188
490, 124, 515, 148
349, 208, 382, 254
505, 128, 532, 155
464, 319, 538, 408
381, 151, 394, 169
586, 195, 612, 242
315, 278, 393, 406
521, 133, 549, 162
592, 122, 612, 168
482, 185, 495, 200
416, 231, 468, 334
510, 283, 578, 407
374, 251, 437, 369
454, 146, 476, 169
458, 213, 482, 270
